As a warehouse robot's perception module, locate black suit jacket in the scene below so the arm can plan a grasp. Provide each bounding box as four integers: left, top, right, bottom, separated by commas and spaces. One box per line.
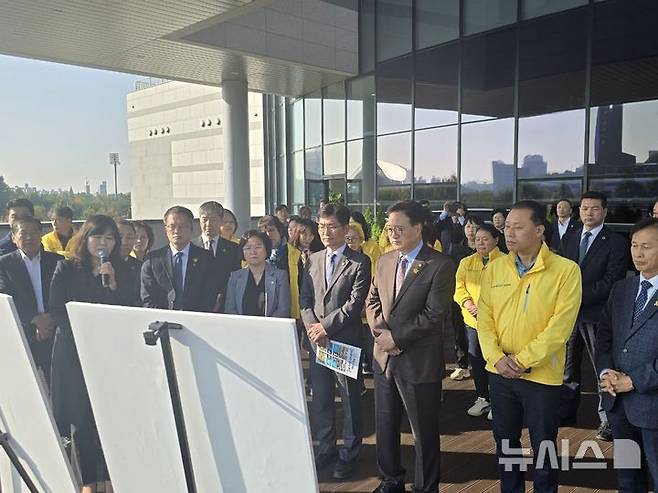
549, 218, 580, 250
191, 235, 241, 308
141, 243, 219, 312
0, 232, 17, 256
366, 246, 456, 384
0, 249, 63, 343
596, 276, 658, 429
558, 225, 629, 324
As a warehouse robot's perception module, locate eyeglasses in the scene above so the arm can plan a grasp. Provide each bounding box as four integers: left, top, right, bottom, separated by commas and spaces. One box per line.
385, 225, 406, 235
318, 224, 340, 232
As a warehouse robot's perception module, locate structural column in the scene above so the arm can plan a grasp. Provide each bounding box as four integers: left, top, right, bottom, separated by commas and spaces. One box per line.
221, 79, 251, 230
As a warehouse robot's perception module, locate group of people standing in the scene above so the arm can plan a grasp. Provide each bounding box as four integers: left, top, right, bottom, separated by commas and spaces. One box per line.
1, 193, 657, 493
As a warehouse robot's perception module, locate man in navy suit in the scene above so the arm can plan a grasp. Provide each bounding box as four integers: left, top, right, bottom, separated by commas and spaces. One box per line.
141, 206, 219, 312
0, 216, 62, 381
597, 217, 658, 492
0, 198, 34, 256
558, 191, 629, 439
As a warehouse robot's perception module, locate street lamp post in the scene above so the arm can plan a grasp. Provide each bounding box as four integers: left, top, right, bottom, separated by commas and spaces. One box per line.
109, 152, 120, 197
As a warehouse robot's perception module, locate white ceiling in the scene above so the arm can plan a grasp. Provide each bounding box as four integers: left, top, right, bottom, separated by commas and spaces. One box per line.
0, 0, 354, 96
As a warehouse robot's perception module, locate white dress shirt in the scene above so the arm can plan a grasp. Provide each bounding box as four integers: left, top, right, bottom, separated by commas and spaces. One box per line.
557, 217, 572, 239
201, 234, 220, 256
580, 222, 605, 255
169, 243, 191, 290
19, 250, 45, 313
636, 273, 658, 311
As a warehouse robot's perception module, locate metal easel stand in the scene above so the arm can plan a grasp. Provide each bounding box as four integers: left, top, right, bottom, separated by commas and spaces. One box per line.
0, 429, 40, 493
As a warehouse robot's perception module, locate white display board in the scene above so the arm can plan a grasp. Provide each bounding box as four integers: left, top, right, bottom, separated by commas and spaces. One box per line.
0, 294, 78, 493
67, 302, 317, 493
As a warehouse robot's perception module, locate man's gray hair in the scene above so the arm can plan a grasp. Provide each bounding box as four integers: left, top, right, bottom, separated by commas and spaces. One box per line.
198, 201, 225, 218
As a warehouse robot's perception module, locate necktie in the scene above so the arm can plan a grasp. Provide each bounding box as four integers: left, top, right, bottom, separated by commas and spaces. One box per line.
326, 253, 336, 285
173, 251, 184, 309
633, 280, 653, 323
208, 238, 215, 257
578, 231, 592, 264
395, 256, 408, 299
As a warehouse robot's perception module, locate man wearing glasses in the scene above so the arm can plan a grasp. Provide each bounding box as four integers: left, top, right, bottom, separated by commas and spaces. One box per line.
366, 200, 456, 493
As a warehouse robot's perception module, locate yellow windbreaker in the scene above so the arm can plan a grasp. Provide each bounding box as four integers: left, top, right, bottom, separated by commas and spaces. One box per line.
476, 243, 581, 386
288, 245, 302, 319
454, 247, 504, 328
41, 229, 78, 258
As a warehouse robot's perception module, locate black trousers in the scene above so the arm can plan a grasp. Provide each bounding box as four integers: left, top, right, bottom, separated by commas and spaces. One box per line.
451, 302, 469, 369
489, 373, 561, 493
374, 371, 442, 493
607, 398, 658, 493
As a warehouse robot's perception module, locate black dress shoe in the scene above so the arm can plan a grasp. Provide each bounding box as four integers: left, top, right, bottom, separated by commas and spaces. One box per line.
315, 451, 338, 470
333, 459, 356, 480
372, 480, 405, 493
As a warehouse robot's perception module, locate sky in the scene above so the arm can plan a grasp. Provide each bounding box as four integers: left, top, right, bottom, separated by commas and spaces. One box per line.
0, 55, 141, 193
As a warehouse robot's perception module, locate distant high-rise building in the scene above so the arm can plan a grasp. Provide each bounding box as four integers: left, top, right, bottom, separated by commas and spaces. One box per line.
492, 160, 514, 192
84, 178, 90, 194
519, 155, 548, 178
594, 105, 635, 165
99, 181, 107, 196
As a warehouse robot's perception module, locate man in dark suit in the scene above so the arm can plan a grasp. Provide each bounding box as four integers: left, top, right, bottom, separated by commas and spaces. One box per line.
0, 198, 35, 256
549, 199, 579, 250
558, 191, 629, 440
366, 200, 456, 493
141, 206, 219, 312
300, 203, 371, 480
0, 216, 62, 381
596, 217, 658, 492
191, 201, 241, 310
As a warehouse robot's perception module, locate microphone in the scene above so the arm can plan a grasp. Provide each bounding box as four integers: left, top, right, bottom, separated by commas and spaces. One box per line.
99, 250, 110, 288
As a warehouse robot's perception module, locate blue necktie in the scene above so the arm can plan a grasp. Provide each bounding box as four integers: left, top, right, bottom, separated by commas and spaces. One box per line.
173, 251, 184, 309
578, 231, 592, 264
326, 253, 336, 286
633, 280, 653, 324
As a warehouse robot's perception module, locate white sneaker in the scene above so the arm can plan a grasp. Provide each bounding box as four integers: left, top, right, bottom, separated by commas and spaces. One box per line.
467, 397, 491, 417
450, 368, 471, 381
487, 409, 493, 421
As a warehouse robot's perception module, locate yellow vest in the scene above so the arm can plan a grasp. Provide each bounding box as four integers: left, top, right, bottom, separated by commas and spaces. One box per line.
41, 229, 79, 259
288, 245, 302, 319
454, 247, 503, 328
361, 239, 381, 276
477, 243, 581, 386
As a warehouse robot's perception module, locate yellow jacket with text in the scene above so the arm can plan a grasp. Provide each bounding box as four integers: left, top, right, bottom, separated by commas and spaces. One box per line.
41, 229, 79, 259
288, 245, 302, 319
454, 247, 503, 328
476, 243, 581, 386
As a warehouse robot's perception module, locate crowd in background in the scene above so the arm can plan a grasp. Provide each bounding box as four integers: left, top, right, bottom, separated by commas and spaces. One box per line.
1, 193, 657, 493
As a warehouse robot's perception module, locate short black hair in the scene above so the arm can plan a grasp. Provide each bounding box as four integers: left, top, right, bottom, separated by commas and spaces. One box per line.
418, 199, 431, 208
476, 223, 500, 242
132, 220, 154, 251
387, 200, 427, 226
580, 191, 607, 209
7, 198, 34, 216
11, 216, 42, 235
319, 203, 351, 226
164, 205, 194, 224
350, 211, 371, 241
116, 218, 135, 233
198, 201, 224, 218
491, 208, 507, 220
275, 204, 289, 213
464, 215, 485, 228
556, 199, 573, 207
631, 218, 658, 238
510, 200, 546, 227
52, 206, 73, 220
239, 229, 273, 260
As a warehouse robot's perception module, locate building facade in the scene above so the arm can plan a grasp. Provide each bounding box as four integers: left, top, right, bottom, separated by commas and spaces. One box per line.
263, 0, 658, 223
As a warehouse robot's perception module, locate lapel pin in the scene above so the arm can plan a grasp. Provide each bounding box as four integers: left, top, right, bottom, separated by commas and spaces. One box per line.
654, 301, 658, 307
192, 257, 199, 266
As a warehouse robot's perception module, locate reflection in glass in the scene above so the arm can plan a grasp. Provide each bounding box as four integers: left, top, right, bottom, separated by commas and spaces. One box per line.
462, 29, 515, 122
377, 56, 412, 135
323, 83, 345, 145
347, 76, 375, 140
415, 43, 459, 129
304, 91, 322, 148
291, 151, 305, 210
518, 179, 582, 203
522, 0, 588, 19
305, 147, 322, 180
518, 109, 585, 177
415, 0, 459, 50
377, 132, 412, 191
463, 0, 517, 36
589, 176, 658, 223
324, 143, 346, 176
347, 138, 376, 209
589, 101, 658, 167
377, 0, 412, 62
360, 0, 375, 73
291, 99, 304, 151
414, 127, 457, 206
519, 9, 587, 116
461, 118, 515, 208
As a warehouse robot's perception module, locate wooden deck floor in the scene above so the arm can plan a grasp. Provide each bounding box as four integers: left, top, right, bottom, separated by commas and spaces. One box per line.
311, 368, 619, 493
